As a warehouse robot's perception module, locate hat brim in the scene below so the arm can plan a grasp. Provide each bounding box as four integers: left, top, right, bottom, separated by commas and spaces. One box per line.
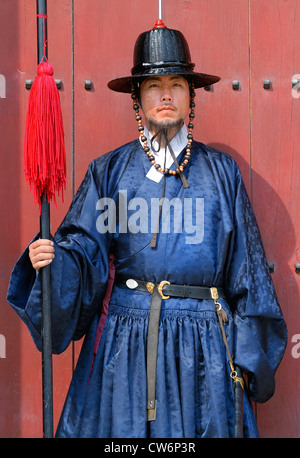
107, 71, 221, 93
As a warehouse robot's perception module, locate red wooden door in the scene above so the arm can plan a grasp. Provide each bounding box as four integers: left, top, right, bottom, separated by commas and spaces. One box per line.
249, 0, 300, 437
0, 0, 299, 437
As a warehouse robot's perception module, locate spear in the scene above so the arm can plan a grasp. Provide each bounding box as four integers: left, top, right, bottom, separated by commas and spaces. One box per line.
24, 0, 66, 438
158, 0, 163, 20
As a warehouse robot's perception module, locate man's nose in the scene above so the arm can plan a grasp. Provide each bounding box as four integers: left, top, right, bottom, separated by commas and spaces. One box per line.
161, 88, 172, 102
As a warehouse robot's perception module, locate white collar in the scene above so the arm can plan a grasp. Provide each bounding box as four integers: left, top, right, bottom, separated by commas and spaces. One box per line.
140, 124, 188, 183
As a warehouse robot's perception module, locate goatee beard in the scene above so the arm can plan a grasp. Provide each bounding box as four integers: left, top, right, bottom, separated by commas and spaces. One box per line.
147, 117, 184, 143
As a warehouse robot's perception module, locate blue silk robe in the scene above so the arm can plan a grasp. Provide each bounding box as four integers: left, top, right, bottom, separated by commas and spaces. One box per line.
7, 139, 287, 438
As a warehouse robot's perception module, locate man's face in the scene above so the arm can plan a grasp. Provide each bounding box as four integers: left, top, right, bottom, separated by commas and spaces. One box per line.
139, 75, 190, 134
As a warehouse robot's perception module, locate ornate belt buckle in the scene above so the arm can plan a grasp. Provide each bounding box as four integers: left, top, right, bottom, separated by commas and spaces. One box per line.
158, 280, 170, 299
146, 282, 155, 294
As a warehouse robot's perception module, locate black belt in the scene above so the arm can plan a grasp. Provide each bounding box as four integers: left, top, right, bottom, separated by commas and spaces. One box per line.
115, 277, 225, 301
115, 276, 226, 421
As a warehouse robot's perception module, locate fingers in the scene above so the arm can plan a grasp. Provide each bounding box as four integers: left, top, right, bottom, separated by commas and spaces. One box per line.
29, 239, 55, 271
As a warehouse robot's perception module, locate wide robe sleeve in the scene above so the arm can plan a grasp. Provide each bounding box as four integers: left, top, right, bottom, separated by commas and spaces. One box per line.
7, 159, 112, 354
224, 162, 287, 403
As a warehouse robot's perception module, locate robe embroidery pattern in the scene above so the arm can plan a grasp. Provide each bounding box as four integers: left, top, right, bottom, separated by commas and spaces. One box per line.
7, 139, 287, 438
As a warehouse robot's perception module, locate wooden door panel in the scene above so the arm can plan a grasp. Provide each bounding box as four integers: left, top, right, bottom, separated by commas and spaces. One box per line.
249, 0, 300, 438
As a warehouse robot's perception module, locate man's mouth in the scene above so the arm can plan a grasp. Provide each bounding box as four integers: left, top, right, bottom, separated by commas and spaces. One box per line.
157, 104, 176, 112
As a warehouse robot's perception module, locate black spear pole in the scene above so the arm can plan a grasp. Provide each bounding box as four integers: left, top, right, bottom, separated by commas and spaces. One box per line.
37, 0, 54, 438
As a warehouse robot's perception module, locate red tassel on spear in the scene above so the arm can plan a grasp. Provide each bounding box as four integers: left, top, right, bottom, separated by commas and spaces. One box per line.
24, 60, 66, 208
24, 1, 66, 438
24, 14, 66, 209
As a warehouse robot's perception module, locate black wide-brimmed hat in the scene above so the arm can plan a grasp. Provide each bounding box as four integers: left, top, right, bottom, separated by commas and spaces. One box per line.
108, 20, 220, 93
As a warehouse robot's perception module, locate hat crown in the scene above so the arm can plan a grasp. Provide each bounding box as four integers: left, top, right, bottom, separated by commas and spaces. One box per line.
107, 20, 220, 93
131, 25, 195, 76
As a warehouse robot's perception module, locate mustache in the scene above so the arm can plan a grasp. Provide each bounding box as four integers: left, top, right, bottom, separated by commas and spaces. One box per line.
157, 102, 176, 111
